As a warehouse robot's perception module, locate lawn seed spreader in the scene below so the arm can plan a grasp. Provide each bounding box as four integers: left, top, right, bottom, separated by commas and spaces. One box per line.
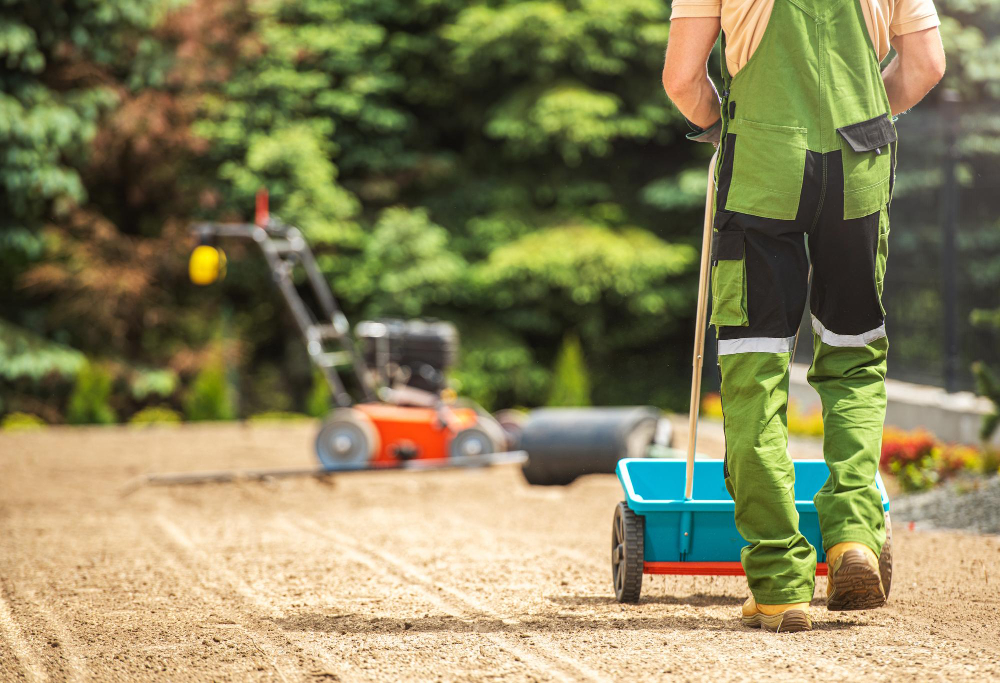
609, 154, 893, 603
187, 191, 515, 474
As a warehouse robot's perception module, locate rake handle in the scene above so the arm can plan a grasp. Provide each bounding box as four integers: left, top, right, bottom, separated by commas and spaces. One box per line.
685, 151, 719, 500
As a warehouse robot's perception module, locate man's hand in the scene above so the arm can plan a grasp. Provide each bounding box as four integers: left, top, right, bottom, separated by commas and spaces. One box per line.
662, 18, 722, 131
883, 27, 946, 115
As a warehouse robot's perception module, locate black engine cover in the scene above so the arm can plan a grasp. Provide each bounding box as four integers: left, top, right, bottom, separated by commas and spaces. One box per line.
356, 319, 458, 394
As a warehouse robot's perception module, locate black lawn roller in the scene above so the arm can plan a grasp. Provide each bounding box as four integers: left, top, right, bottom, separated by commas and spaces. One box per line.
519, 406, 662, 486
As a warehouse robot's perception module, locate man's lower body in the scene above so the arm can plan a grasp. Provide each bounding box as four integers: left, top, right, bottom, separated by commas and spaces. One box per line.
711, 145, 891, 630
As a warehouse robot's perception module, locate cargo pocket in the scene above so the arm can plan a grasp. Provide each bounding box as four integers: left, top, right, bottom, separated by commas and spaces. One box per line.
875, 204, 889, 316
838, 114, 896, 220
724, 119, 807, 221
709, 230, 749, 328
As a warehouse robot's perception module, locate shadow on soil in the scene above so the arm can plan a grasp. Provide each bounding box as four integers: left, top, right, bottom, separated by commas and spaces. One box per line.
273, 613, 736, 633
271, 610, 861, 634
547, 594, 744, 607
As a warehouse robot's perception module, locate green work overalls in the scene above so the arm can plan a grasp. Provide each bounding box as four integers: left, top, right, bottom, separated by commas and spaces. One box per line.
711, 0, 894, 604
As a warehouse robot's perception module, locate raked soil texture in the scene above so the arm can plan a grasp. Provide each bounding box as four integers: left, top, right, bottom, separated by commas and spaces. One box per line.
1, 423, 998, 682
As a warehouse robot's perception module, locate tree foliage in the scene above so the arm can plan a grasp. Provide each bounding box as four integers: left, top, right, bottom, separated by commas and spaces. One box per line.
547, 333, 591, 407
4, 0, 998, 421
971, 362, 1000, 441
67, 362, 117, 425
183, 356, 236, 421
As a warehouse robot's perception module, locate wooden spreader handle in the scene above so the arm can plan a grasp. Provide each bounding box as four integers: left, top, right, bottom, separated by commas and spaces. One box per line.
684, 151, 719, 500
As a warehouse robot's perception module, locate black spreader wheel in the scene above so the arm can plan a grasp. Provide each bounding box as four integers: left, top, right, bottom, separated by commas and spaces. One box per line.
612, 501, 644, 604
880, 511, 893, 600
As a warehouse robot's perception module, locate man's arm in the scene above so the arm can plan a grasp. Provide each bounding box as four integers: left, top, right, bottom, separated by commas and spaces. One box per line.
662, 17, 722, 130
882, 26, 946, 115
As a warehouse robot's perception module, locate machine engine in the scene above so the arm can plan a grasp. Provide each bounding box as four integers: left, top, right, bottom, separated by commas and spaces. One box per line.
356, 319, 458, 395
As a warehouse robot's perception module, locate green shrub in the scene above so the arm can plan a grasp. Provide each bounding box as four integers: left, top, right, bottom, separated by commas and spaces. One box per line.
451, 324, 549, 412
972, 361, 1000, 442
130, 369, 179, 401
183, 361, 235, 421
247, 411, 311, 423
1, 412, 46, 431
306, 369, 332, 418
980, 447, 1000, 476
547, 334, 591, 407
0, 320, 85, 382
249, 364, 292, 413
129, 406, 183, 426
67, 362, 117, 425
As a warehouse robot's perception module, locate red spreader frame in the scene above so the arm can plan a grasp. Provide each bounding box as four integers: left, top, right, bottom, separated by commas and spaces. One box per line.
644, 562, 829, 576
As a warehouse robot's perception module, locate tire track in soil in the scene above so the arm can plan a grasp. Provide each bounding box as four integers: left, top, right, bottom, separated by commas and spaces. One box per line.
0, 584, 47, 682
343, 496, 608, 578
370, 500, 613, 594
482, 509, 1000, 662
154, 512, 371, 682
275, 517, 584, 683
285, 515, 612, 683
463, 517, 606, 574
160, 507, 558, 683
887, 598, 1000, 658
149, 515, 309, 683
12, 583, 88, 683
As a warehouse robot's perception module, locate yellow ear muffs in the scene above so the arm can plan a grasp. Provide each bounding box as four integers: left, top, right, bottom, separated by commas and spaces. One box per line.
189, 245, 227, 285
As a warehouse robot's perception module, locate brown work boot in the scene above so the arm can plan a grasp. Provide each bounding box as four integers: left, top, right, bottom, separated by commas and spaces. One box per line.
826, 542, 886, 611
741, 597, 812, 633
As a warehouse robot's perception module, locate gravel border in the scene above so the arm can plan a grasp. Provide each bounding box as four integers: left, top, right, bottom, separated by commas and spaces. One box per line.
891, 475, 1000, 535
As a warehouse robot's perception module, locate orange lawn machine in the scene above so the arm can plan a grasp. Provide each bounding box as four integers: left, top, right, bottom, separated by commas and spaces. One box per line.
188, 191, 514, 473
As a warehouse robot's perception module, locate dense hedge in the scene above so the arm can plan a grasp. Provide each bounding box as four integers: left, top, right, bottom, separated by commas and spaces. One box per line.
2, 0, 999, 423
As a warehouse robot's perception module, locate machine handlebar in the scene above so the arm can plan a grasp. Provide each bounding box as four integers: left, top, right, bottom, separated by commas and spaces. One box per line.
188, 197, 376, 406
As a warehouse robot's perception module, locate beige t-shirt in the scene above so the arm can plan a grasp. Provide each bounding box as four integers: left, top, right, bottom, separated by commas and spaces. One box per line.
670, 0, 940, 76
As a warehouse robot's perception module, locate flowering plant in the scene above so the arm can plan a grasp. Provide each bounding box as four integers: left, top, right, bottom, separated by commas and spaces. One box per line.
881, 428, 996, 491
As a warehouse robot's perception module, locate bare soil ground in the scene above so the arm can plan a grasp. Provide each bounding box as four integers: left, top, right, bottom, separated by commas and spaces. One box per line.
1, 423, 999, 682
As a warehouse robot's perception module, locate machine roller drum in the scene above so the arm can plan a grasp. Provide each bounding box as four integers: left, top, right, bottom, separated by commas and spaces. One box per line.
519, 406, 661, 486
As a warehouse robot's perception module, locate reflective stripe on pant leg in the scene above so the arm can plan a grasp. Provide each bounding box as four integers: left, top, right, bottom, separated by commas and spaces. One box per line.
811, 316, 885, 347
807, 327, 888, 556
719, 350, 817, 604
718, 336, 795, 355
